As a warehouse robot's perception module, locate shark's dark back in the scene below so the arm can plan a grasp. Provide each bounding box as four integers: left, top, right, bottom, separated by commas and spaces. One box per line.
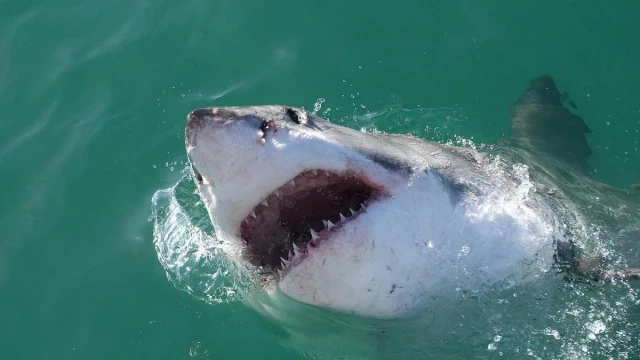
509, 75, 593, 174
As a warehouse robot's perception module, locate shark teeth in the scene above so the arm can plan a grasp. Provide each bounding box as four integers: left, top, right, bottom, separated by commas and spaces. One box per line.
278, 242, 312, 273
241, 168, 377, 276
277, 203, 370, 275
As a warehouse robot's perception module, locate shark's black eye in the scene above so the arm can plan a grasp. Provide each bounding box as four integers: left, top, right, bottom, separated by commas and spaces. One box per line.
286, 107, 300, 124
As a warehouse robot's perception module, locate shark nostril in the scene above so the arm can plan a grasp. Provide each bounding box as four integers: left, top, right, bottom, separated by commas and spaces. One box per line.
260, 120, 269, 133
259, 120, 276, 144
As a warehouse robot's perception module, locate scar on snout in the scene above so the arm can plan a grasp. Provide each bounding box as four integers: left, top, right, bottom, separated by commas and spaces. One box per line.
390, 284, 396, 294
322, 258, 326, 265
390, 247, 397, 265
386, 266, 392, 271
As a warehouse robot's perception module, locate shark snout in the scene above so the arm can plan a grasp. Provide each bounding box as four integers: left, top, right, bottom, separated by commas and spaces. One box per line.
186, 108, 211, 147
185, 107, 237, 147
187, 108, 213, 129
186, 107, 235, 130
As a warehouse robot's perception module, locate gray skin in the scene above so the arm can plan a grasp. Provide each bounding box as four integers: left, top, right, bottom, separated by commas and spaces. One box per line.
503, 75, 639, 280
509, 75, 593, 174
185, 75, 640, 283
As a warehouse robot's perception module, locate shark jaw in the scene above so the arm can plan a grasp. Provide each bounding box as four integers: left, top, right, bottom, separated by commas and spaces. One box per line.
185, 105, 556, 318
239, 169, 385, 277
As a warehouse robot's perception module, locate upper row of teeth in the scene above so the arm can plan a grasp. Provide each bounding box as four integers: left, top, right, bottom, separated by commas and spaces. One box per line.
311, 210, 356, 236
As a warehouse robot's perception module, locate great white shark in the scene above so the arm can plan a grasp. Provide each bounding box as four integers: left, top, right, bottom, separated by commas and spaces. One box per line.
184, 75, 639, 319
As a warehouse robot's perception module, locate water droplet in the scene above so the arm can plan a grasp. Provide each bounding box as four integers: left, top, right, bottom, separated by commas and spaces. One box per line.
543, 327, 560, 339
313, 98, 325, 114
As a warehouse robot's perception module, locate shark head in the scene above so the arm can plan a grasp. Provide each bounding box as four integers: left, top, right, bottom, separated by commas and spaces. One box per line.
185, 105, 555, 318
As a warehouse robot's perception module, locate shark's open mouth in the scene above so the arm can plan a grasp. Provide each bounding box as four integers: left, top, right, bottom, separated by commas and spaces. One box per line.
240, 170, 382, 274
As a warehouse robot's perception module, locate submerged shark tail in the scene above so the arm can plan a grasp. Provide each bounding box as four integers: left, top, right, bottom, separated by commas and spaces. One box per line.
508, 75, 593, 174
601, 268, 640, 282
561, 251, 640, 283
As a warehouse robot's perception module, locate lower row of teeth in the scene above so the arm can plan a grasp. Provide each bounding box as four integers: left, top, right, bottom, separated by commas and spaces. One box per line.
277, 203, 367, 274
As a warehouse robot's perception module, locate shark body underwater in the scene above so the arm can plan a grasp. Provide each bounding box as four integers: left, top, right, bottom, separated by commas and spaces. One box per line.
184, 75, 639, 319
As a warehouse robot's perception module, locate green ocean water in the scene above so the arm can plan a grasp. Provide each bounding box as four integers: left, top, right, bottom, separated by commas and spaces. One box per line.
1, 0, 639, 359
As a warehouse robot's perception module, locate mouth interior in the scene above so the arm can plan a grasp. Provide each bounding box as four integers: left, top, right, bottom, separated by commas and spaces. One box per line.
240, 171, 378, 271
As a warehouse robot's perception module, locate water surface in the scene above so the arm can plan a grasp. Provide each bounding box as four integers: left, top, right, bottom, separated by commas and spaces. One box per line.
1, 0, 639, 359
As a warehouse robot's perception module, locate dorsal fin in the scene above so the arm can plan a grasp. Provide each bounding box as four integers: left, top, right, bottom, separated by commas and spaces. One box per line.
508, 75, 593, 174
